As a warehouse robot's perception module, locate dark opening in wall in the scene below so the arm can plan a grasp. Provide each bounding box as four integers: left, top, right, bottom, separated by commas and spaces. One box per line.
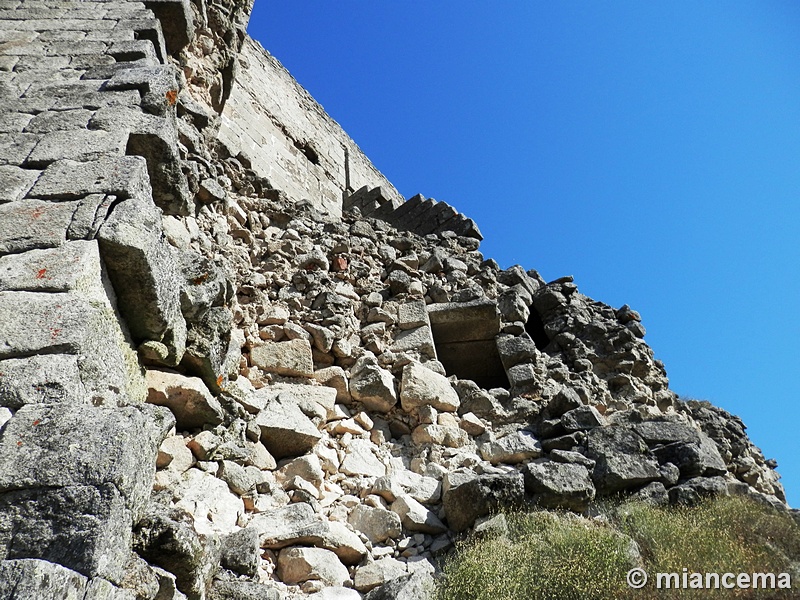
295, 140, 320, 165
525, 306, 550, 351
428, 300, 510, 390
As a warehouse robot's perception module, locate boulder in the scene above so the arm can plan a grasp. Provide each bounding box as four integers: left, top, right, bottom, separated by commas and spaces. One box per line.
363, 571, 435, 600
348, 505, 402, 543
442, 471, 525, 532
172, 469, 244, 536
652, 434, 727, 478
350, 356, 397, 412
561, 405, 606, 432
220, 527, 260, 577
250, 503, 329, 550
256, 394, 323, 459
585, 426, 661, 494
250, 339, 314, 377
480, 430, 542, 464
340, 439, 386, 478
146, 370, 225, 430
391, 494, 447, 534
354, 557, 408, 592
277, 546, 349, 587
400, 362, 460, 413
522, 460, 596, 511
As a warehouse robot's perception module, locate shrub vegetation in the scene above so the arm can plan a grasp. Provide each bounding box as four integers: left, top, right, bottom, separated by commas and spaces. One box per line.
434, 495, 800, 600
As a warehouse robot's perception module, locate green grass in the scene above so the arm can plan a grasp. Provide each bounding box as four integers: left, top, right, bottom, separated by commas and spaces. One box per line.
435, 496, 800, 600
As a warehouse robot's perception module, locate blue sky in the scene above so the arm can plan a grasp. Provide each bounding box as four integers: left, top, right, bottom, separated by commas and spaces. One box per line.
248, 2, 800, 506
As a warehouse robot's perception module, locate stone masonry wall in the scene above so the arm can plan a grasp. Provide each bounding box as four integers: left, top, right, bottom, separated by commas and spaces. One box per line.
218, 37, 403, 218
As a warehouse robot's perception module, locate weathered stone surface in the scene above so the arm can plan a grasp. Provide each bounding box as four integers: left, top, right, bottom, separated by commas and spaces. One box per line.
391, 494, 446, 534
348, 504, 401, 543
480, 430, 542, 464
522, 460, 596, 511
390, 325, 436, 357
442, 470, 525, 532
134, 503, 220, 600
26, 129, 128, 168
256, 393, 323, 459
652, 434, 727, 478
585, 426, 661, 494
250, 503, 329, 550
277, 546, 349, 587
561, 405, 606, 432
157, 435, 194, 473
97, 198, 187, 366
0, 559, 90, 600
0, 165, 38, 202
400, 361, 460, 413
250, 338, 314, 377
349, 355, 397, 413
261, 383, 337, 421
279, 454, 325, 489
146, 370, 225, 430
29, 156, 152, 202
172, 469, 244, 536
321, 521, 368, 565
220, 527, 260, 577
0, 403, 172, 517
0, 354, 86, 409
0, 199, 74, 255
0, 484, 133, 583
363, 571, 435, 600
340, 439, 386, 478
354, 558, 407, 593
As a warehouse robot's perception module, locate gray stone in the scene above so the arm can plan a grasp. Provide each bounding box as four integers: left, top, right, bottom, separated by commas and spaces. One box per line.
28, 156, 152, 202
0, 559, 90, 600
546, 386, 583, 417
210, 580, 281, 600
390, 325, 436, 357
480, 430, 543, 464
97, 198, 187, 366
339, 439, 386, 478
0, 354, 85, 409
561, 405, 606, 432
250, 339, 314, 377
354, 558, 407, 593
0, 403, 173, 518
522, 460, 596, 511
585, 426, 661, 494
350, 356, 397, 413
146, 370, 225, 430
277, 546, 349, 587
26, 129, 128, 168
629, 481, 669, 505
0, 164, 38, 202
442, 471, 525, 532
397, 300, 428, 330
255, 394, 322, 459
0, 199, 74, 255
652, 434, 727, 478
220, 527, 260, 577
250, 503, 330, 550
363, 571, 435, 600
668, 476, 730, 506
134, 503, 220, 600
400, 361, 460, 413
348, 504, 402, 544
391, 494, 446, 534
0, 484, 133, 584
495, 334, 537, 370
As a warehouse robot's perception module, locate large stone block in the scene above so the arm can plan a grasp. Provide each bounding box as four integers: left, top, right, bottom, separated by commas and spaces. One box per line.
146, 370, 225, 430
522, 460, 596, 512
0, 484, 132, 584
0, 354, 85, 409
0, 403, 173, 518
28, 156, 152, 203
442, 470, 524, 532
0, 290, 144, 405
255, 393, 323, 459
399, 361, 459, 413
97, 198, 187, 366
250, 338, 314, 377
585, 426, 661, 494
0, 559, 90, 600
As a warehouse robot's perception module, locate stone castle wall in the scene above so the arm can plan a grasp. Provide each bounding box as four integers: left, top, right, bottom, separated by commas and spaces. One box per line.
218, 36, 403, 218
0, 1, 789, 599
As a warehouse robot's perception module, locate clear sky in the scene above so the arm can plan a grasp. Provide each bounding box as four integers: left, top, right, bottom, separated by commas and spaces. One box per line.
248, 2, 800, 506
